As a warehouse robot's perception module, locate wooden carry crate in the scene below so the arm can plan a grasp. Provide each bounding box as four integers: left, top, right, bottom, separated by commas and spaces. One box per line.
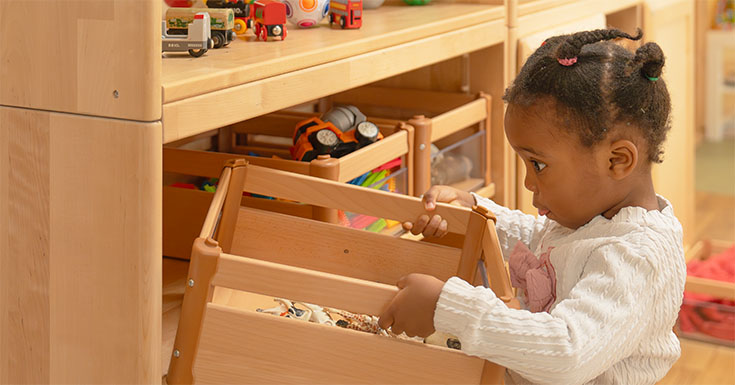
166, 159, 519, 384
163, 112, 413, 260
677, 239, 735, 346
327, 86, 493, 197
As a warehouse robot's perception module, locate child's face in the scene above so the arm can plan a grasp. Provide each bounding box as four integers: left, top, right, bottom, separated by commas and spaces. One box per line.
504, 101, 617, 229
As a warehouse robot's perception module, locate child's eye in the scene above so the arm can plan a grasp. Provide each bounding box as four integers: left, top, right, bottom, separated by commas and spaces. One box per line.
531, 160, 547, 172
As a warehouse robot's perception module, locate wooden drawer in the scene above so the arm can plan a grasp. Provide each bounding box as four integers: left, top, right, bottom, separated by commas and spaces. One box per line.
163, 112, 413, 260
328, 86, 493, 197
166, 161, 517, 384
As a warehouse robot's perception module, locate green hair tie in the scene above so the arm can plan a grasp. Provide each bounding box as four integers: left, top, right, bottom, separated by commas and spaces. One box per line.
645, 75, 659, 82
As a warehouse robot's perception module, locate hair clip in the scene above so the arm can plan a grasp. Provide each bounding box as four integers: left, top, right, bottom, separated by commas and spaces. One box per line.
557, 57, 577, 66
645, 75, 659, 82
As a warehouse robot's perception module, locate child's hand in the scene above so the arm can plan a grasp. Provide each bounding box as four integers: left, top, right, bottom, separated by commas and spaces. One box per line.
378, 273, 445, 338
402, 186, 474, 238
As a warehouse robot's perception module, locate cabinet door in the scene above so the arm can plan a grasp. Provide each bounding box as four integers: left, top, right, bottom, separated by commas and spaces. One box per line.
0, 1, 161, 121
645, 0, 695, 244
1, 106, 161, 384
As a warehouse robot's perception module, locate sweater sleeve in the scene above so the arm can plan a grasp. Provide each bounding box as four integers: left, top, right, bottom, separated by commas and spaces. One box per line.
471, 193, 547, 259
433, 242, 655, 385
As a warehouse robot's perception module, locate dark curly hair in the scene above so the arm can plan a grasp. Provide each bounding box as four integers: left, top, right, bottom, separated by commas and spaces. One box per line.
503, 29, 671, 163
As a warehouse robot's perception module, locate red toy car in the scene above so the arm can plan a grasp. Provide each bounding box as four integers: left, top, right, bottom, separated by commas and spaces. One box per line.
329, 0, 362, 29
253, 0, 287, 41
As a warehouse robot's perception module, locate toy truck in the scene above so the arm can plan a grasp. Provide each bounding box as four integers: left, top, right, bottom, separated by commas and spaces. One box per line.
253, 0, 287, 41
162, 12, 214, 57
329, 0, 362, 29
291, 106, 382, 161
206, 0, 253, 36
166, 8, 237, 48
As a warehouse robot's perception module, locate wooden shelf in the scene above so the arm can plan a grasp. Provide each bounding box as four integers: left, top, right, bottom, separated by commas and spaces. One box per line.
161, 3, 505, 143
516, 0, 641, 36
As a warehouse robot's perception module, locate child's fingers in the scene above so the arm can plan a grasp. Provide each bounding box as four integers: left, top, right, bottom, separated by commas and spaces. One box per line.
435, 188, 458, 206
402, 221, 413, 231
396, 275, 408, 289
411, 215, 431, 235
425, 215, 444, 238
436, 219, 448, 237
390, 322, 405, 336
422, 187, 441, 211
377, 309, 394, 330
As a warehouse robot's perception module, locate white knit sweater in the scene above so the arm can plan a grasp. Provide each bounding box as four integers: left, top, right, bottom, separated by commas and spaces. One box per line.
434, 194, 686, 385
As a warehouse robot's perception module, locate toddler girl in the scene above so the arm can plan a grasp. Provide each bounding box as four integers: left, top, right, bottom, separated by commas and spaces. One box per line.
378, 29, 686, 385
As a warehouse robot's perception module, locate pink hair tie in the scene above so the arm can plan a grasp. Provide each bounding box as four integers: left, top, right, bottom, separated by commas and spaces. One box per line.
557, 57, 577, 66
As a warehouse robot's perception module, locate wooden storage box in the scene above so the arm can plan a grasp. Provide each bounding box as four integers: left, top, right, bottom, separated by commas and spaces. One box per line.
163, 112, 413, 260
677, 240, 735, 346
166, 160, 518, 384
327, 86, 493, 197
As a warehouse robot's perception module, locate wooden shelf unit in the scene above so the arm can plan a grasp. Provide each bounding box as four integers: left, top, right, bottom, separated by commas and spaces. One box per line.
161, 4, 506, 143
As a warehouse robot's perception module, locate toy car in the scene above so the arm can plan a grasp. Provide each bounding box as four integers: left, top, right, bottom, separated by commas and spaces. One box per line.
166, 7, 237, 48
329, 0, 362, 29
253, 0, 288, 41
162, 12, 214, 57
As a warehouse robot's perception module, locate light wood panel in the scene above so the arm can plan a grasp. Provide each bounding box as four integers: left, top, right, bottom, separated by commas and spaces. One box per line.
0, 105, 51, 384
162, 258, 189, 379
230, 207, 462, 284
337, 130, 410, 182
162, 15, 506, 143
161, 4, 503, 103
470, 43, 514, 206
431, 98, 488, 142
194, 303, 485, 384
213, 254, 399, 317
644, 0, 695, 245
516, 0, 641, 37
238, 164, 472, 233
0, 106, 161, 383
0, 1, 160, 121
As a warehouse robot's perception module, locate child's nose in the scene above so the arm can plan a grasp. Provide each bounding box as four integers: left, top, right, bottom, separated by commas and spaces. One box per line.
524, 169, 538, 193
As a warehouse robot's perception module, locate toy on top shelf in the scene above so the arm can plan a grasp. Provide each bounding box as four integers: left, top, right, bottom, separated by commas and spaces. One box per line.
282, 0, 330, 28
329, 0, 362, 29
253, 0, 288, 41
165, 0, 194, 6
166, 7, 237, 48
161, 12, 214, 57
206, 0, 253, 36
291, 105, 382, 161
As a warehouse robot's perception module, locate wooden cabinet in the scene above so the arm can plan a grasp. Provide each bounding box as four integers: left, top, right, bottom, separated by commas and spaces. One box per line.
644, 0, 695, 245
1, 2, 509, 383
0, 107, 161, 384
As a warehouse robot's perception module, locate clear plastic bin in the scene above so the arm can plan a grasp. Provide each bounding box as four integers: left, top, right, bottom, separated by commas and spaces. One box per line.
431, 129, 486, 192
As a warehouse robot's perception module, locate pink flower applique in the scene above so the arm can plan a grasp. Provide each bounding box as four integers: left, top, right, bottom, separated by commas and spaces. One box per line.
509, 241, 557, 313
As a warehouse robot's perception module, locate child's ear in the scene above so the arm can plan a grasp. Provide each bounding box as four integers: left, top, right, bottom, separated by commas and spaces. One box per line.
607, 140, 638, 180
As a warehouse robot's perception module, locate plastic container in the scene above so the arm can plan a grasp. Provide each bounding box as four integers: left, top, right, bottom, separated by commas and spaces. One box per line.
676, 239, 735, 346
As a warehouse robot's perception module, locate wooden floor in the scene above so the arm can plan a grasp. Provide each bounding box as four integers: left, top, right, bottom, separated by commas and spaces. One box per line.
162, 191, 735, 384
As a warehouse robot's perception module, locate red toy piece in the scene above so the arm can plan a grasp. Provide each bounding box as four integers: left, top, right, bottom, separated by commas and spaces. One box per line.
165, 0, 194, 7
253, 0, 287, 41
329, 0, 362, 29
